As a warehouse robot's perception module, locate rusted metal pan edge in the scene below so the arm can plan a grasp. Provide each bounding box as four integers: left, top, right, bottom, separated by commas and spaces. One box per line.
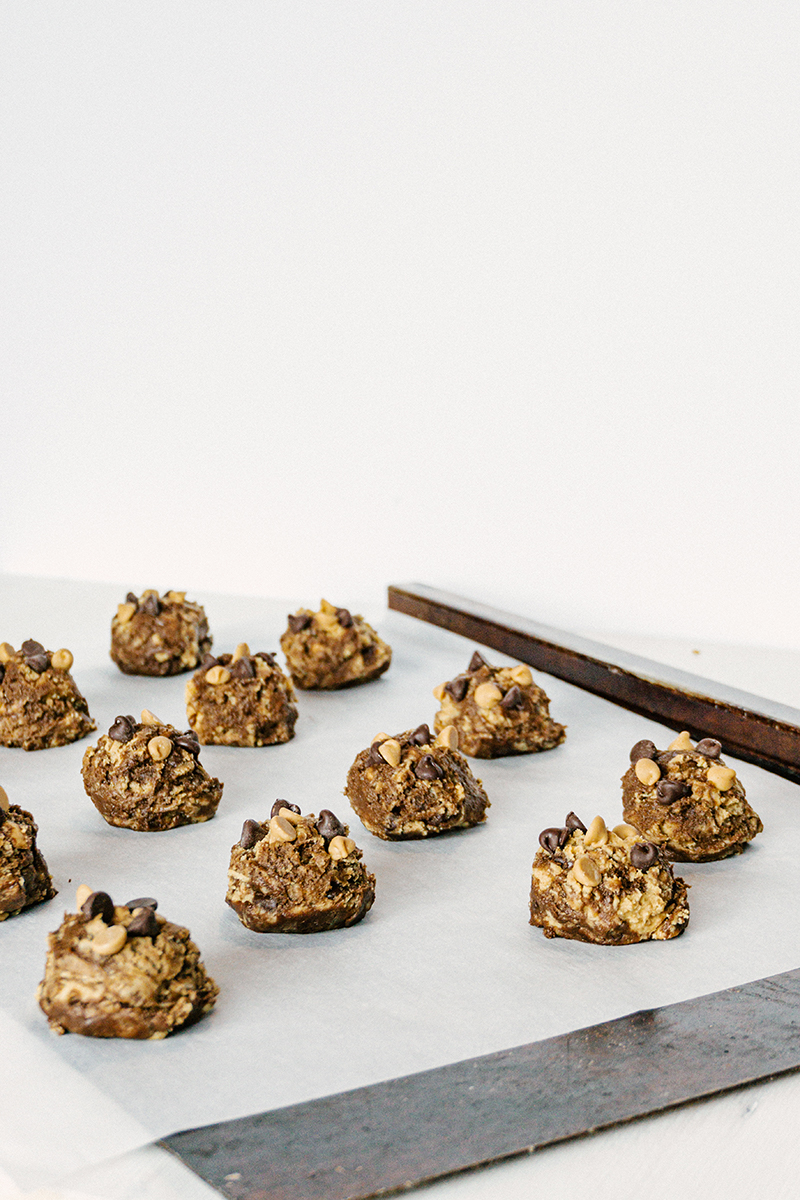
160, 967, 800, 1200
387, 584, 800, 783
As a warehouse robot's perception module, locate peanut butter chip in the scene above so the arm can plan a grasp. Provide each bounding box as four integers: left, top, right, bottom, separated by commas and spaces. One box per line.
378, 738, 402, 767
268, 815, 297, 843
0, 785, 9, 812
432, 684, 446, 702
372, 732, 390, 743
93, 925, 127, 956
708, 765, 736, 791
435, 725, 459, 751
50, 648, 74, 671
668, 731, 695, 752
278, 807, 303, 825
613, 823, 640, 840
117, 603, 136, 625
0, 642, 14, 662
584, 815, 608, 847
231, 643, 250, 663
474, 682, 503, 710
510, 665, 533, 688
572, 856, 601, 887
328, 835, 357, 860
635, 758, 661, 786
205, 665, 231, 685
75, 884, 92, 908
165, 590, 186, 602
140, 709, 162, 726
148, 736, 173, 762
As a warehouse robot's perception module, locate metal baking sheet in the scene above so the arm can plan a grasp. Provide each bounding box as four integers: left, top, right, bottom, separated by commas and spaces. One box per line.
1, 577, 799, 1192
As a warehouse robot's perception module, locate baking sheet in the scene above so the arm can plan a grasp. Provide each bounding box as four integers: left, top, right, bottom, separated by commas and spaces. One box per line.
1, 578, 799, 1191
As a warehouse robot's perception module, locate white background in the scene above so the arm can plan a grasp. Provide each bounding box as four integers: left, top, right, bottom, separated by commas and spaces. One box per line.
2, 2, 798, 646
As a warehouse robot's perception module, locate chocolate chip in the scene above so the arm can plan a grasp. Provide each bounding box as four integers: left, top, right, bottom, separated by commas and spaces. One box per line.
127, 908, 159, 938
362, 644, 375, 662
140, 593, 161, 616
414, 753, 444, 781
630, 739, 658, 763
0, 664, 4, 685
24, 653, 50, 673
565, 812, 587, 833
696, 738, 722, 759
500, 685, 525, 710
336, 608, 353, 628
175, 734, 201, 756
239, 819, 265, 849
0, 807, 6, 828
539, 827, 568, 854
200, 653, 218, 670
230, 656, 255, 679
81, 891, 115, 923
255, 652, 276, 667
317, 809, 345, 842
630, 842, 659, 870
126, 896, 158, 910
270, 799, 300, 818
445, 675, 470, 703
468, 651, 488, 672
108, 715, 135, 743
288, 613, 311, 633
21, 640, 45, 657
367, 740, 386, 765
410, 724, 432, 746
126, 592, 139, 605
656, 780, 691, 806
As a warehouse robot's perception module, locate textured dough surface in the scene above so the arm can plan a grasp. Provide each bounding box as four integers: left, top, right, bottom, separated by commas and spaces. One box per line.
38, 897, 218, 1038
82, 717, 223, 830
621, 734, 763, 861
186, 650, 298, 746
433, 652, 565, 758
0, 642, 95, 751
227, 809, 375, 932
345, 725, 490, 839
529, 815, 689, 944
280, 599, 391, 689
0, 803, 56, 919
110, 590, 211, 676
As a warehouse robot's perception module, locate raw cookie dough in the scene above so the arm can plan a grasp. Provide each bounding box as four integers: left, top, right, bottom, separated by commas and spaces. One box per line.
344, 723, 490, 840
81, 711, 223, 831
38, 887, 218, 1038
621, 731, 763, 862
226, 802, 375, 932
433, 651, 565, 759
110, 589, 212, 676
280, 599, 391, 689
529, 812, 689, 944
186, 644, 298, 746
0, 785, 57, 920
0, 640, 95, 751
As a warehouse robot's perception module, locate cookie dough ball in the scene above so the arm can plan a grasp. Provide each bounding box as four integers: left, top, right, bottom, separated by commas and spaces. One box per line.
529, 812, 689, 944
0, 640, 95, 751
0, 786, 57, 920
185, 644, 298, 746
110, 589, 212, 676
345, 723, 490, 840
621, 732, 763, 862
81, 711, 223, 831
433, 651, 565, 759
280, 599, 391, 689
38, 887, 218, 1038
227, 802, 375, 933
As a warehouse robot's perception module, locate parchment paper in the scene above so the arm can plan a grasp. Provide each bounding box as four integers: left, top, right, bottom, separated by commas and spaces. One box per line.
2, 578, 798, 1190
